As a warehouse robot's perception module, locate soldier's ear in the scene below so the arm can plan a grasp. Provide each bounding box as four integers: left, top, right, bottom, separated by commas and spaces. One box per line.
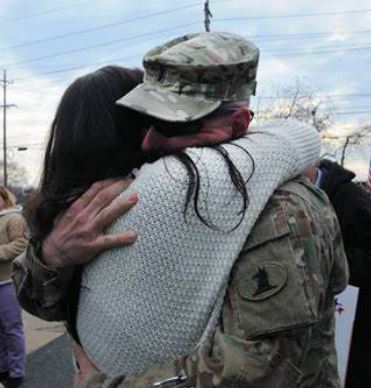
231, 107, 251, 136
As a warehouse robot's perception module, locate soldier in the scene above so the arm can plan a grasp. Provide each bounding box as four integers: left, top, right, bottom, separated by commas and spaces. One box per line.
12, 32, 348, 387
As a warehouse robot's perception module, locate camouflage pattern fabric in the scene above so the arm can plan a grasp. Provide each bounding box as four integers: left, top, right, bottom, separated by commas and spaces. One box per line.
116, 32, 260, 122
13, 178, 348, 387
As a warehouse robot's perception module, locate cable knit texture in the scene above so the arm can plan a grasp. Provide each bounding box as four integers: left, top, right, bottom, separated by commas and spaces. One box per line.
77, 119, 320, 375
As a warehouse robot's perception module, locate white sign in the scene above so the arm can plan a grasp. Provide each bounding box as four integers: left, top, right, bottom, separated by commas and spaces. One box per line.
335, 285, 359, 387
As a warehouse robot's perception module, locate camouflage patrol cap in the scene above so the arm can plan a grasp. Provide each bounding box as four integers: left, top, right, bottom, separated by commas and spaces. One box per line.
117, 32, 260, 122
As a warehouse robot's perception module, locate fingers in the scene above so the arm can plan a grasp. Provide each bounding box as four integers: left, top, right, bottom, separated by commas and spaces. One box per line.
94, 193, 139, 230
94, 231, 138, 252
69, 179, 118, 214
81, 179, 133, 219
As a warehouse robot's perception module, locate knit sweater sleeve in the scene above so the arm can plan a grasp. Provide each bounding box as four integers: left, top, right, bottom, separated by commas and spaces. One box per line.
260, 119, 321, 177
0, 214, 27, 262
130, 118, 320, 199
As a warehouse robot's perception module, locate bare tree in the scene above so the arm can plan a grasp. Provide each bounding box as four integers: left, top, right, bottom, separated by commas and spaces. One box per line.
0, 160, 28, 187
256, 79, 333, 132
256, 79, 371, 167
322, 124, 371, 166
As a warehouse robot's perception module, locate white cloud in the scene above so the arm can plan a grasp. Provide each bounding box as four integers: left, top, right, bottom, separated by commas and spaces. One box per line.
256, 56, 296, 91
346, 158, 369, 181
6, 72, 66, 184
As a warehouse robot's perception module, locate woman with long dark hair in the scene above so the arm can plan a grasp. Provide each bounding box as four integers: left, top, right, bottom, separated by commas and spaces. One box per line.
24, 65, 148, 342
28, 65, 147, 243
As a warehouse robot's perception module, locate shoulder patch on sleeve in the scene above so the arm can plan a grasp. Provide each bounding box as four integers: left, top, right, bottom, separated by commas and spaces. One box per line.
238, 262, 287, 301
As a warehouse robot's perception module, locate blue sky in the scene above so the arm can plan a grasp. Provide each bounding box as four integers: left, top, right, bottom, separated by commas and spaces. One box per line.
0, 0, 370, 183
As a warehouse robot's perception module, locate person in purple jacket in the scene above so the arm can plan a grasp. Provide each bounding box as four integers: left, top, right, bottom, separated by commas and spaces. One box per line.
0, 186, 27, 388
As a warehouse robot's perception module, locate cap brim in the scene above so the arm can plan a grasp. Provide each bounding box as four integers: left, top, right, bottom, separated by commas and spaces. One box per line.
116, 83, 221, 122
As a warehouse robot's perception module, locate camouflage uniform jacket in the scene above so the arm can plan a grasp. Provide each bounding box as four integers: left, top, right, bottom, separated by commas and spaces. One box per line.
12, 178, 348, 388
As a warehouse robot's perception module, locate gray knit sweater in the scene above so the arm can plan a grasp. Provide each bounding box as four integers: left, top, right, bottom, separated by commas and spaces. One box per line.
77, 119, 321, 375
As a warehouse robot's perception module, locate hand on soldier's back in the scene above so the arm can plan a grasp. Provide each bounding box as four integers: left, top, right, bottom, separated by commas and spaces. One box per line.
42, 179, 138, 267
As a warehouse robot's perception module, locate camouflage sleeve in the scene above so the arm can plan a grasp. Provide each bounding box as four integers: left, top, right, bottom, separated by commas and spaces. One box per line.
81, 326, 306, 388
12, 243, 74, 321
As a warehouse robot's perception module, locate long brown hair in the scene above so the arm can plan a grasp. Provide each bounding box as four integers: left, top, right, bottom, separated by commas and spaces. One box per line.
25, 66, 148, 344
26, 66, 148, 243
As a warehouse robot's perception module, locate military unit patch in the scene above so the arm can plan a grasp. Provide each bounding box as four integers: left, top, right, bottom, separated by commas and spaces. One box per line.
238, 262, 287, 301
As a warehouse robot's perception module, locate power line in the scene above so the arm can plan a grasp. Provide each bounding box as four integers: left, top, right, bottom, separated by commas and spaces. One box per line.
2, 21, 201, 69
246, 35, 371, 53
250, 32, 371, 47
215, 8, 371, 22
10, 36, 371, 81
0, 0, 103, 24
14, 53, 142, 82
3, 7, 371, 68
7, 29, 371, 71
250, 29, 371, 41
265, 44, 371, 56
2, 16, 371, 53
335, 110, 371, 116
259, 111, 371, 119
0, 3, 201, 52
256, 94, 371, 100
10, 37, 371, 81
10, 20, 204, 81
340, 105, 371, 110
7, 23, 371, 84
3, 16, 370, 84
2, 12, 371, 54
0, 0, 284, 26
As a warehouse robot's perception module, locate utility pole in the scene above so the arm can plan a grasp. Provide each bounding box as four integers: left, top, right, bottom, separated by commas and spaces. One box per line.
0, 70, 15, 187
204, 0, 212, 32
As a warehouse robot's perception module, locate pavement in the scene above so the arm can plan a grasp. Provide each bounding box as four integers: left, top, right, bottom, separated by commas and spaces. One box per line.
23, 311, 65, 354
19, 312, 74, 388
22, 335, 74, 388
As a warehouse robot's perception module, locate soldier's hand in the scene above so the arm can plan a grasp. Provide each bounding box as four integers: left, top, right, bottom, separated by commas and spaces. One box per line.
41, 179, 138, 267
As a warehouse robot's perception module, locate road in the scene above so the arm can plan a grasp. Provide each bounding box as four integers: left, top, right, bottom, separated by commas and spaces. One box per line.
18, 312, 74, 387
22, 335, 74, 388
